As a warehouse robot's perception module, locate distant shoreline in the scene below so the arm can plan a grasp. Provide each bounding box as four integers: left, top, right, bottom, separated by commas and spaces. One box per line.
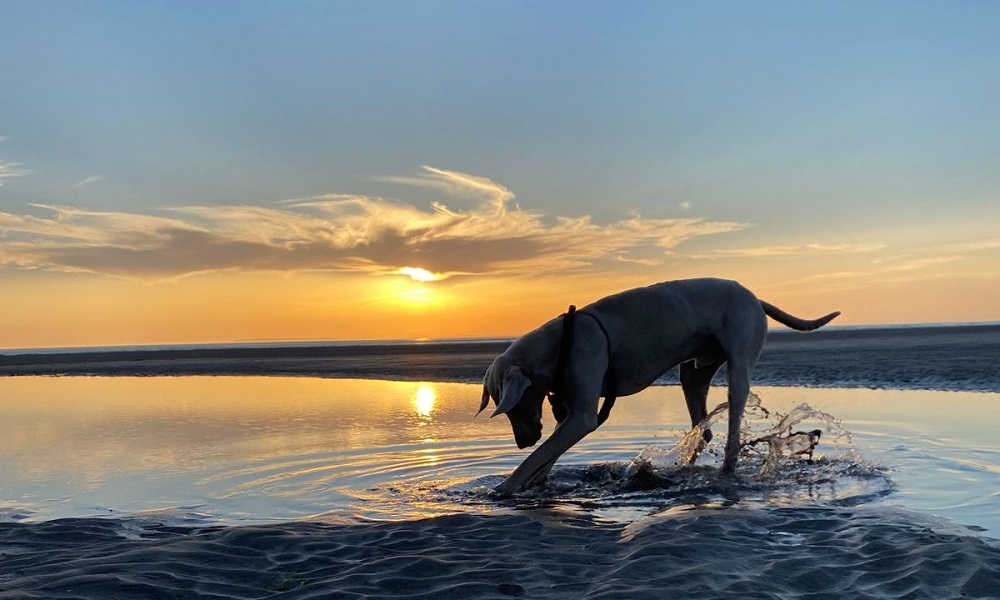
3, 321, 997, 356
2, 323, 998, 392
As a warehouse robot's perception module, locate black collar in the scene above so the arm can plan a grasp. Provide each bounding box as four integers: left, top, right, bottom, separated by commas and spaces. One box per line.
548, 305, 618, 426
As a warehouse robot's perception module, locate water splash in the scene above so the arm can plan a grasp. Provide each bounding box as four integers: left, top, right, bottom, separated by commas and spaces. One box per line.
467, 391, 892, 519
739, 395, 854, 477
626, 391, 888, 506
633, 393, 744, 470
368, 392, 892, 523
635, 392, 855, 470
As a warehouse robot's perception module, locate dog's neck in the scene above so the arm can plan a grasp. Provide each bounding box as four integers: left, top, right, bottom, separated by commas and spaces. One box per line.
545, 306, 618, 425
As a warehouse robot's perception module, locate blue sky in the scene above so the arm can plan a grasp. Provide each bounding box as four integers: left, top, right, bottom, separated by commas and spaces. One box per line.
1, 1, 998, 346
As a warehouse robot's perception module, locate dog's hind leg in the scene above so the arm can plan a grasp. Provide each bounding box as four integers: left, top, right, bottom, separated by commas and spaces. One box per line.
721, 342, 765, 473
679, 358, 724, 447
721, 363, 752, 474
720, 304, 767, 474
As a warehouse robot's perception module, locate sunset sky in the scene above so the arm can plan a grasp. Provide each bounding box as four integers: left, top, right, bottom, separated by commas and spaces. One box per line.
2, 1, 998, 349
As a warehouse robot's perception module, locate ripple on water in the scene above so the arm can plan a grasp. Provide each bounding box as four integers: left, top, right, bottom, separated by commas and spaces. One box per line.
350, 394, 895, 523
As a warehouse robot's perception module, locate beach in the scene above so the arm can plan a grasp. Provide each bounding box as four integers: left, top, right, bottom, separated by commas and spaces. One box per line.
4, 508, 999, 599
5, 0, 999, 596
2, 325, 1000, 598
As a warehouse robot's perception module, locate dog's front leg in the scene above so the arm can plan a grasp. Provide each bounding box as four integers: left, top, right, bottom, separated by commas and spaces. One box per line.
496, 331, 607, 497
494, 413, 597, 497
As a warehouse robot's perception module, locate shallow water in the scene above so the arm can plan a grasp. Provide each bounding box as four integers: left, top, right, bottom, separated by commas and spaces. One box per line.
1, 377, 998, 539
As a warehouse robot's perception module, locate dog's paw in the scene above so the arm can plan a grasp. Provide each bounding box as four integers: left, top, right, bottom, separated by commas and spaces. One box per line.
491, 484, 516, 499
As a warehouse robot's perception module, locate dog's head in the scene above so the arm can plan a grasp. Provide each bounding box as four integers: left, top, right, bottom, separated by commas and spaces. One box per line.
479, 362, 548, 449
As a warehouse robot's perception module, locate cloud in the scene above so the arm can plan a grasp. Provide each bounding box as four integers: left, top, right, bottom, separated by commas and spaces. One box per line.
757, 245, 989, 293
0, 166, 746, 280
873, 255, 965, 273
0, 161, 27, 186
694, 242, 884, 260
72, 176, 103, 189
0, 138, 27, 186
934, 238, 1000, 254
379, 166, 515, 215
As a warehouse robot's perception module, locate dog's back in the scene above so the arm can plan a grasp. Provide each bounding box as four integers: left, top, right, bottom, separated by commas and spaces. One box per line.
578, 279, 762, 393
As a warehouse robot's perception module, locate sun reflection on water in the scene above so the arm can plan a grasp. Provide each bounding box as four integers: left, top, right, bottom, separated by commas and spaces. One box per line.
414, 384, 437, 419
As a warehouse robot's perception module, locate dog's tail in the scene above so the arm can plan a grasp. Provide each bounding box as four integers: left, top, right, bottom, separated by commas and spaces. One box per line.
760, 301, 840, 331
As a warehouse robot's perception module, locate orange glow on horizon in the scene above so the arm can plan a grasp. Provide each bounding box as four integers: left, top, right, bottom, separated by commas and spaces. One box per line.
0, 265, 997, 350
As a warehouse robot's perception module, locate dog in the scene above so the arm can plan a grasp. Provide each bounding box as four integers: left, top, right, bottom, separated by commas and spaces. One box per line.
478, 278, 839, 496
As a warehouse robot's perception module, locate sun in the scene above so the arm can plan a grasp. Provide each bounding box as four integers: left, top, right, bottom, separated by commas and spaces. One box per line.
397, 267, 442, 282
373, 273, 452, 311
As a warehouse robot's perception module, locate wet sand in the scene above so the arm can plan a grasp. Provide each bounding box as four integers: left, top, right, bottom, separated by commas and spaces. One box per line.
3, 508, 999, 599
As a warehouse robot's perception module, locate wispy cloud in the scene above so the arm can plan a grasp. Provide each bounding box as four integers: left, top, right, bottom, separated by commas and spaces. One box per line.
72, 175, 103, 189
0, 161, 27, 186
0, 166, 745, 280
378, 166, 515, 215
0, 137, 27, 186
758, 243, 994, 293
695, 242, 885, 260
935, 238, 1000, 254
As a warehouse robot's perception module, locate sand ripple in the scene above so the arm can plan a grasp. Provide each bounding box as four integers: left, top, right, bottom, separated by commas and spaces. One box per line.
2, 507, 998, 599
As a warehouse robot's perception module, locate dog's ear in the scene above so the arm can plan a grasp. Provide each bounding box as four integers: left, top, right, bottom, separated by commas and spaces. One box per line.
476, 384, 491, 417
491, 365, 532, 418
476, 364, 496, 418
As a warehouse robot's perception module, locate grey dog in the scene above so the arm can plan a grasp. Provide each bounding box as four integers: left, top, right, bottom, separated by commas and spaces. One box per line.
478, 278, 839, 496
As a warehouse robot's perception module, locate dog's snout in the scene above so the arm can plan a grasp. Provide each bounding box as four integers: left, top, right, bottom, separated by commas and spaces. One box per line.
514, 424, 542, 449
515, 432, 541, 449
